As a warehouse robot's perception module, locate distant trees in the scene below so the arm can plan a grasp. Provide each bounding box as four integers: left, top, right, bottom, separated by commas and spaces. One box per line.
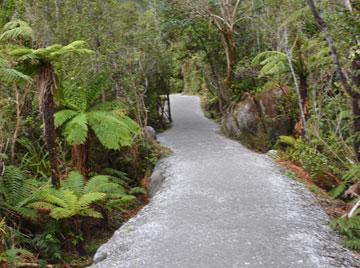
305, 0, 360, 161
172, 0, 246, 111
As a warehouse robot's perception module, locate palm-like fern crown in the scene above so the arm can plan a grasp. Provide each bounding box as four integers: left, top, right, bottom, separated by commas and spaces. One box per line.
55, 81, 140, 149
9, 41, 94, 65
0, 20, 34, 42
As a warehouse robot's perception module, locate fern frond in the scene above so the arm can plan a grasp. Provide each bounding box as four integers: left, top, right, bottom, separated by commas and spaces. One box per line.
84, 175, 125, 195
63, 113, 88, 145
43, 191, 67, 208
78, 192, 106, 208
33, 44, 63, 60
61, 171, 85, 196
253, 51, 290, 77
50, 207, 75, 220
80, 208, 103, 218
1, 165, 29, 205
9, 48, 38, 63
54, 110, 79, 128
0, 20, 34, 41
59, 82, 89, 111
87, 111, 134, 149
106, 195, 136, 209
0, 67, 31, 83
49, 41, 94, 59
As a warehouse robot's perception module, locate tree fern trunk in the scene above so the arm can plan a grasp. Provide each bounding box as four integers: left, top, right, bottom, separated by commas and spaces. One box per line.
72, 140, 89, 178
39, 63, 59, 188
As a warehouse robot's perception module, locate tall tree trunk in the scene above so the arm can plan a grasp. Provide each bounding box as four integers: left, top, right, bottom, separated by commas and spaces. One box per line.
221, 29, 237, 89
72, 140, 89, 178
39, 63, 59, 188
284, 27, 307, 136
299, 72, 309, 118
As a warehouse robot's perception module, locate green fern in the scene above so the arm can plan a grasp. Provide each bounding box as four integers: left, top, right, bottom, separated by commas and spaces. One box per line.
0, 56, 31, 83
61, 171, 85, 196
252, 51, 290, 77
34, 189, 106, 220
0, 20, 34, 41
63, 113, 89, 145
0, 165, 41, 220
331, 212, 360, 250
55, 82, 140, 149
84, 175, 126, 197
330, 164, 360, 198
30, 171, 136, 219
9, 40, 93, 64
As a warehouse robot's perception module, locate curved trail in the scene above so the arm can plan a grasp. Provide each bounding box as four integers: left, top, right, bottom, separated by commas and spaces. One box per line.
93, 95, 360, 268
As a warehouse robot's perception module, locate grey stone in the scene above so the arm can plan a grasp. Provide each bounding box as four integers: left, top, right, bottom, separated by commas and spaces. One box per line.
221, 88, 292, 150
148, 160, 167, 197
144, 126, 157, 141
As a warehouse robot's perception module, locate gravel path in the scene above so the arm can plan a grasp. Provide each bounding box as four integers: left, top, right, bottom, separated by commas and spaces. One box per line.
92, 95, 360, 268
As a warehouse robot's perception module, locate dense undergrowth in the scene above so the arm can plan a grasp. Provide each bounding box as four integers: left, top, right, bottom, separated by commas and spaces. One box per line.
0, 1, 172, 266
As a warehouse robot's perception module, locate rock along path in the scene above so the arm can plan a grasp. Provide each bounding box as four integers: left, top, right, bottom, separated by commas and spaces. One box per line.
92, 95, 360, 268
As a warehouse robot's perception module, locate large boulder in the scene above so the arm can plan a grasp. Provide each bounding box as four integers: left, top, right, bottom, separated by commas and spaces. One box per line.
222, 87, 294, 151
222, 93, 260, 136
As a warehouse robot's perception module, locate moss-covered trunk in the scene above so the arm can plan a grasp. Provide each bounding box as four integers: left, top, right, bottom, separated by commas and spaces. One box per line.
39, 63, 59, 188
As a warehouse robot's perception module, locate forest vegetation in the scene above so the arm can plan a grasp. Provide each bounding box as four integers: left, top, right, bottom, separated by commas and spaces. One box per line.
0, 0, 359, 266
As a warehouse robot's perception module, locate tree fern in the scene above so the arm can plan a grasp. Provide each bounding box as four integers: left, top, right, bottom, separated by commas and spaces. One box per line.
87, 111, 135, 149
0, 20, 34, 41
55, 82, 139, 150
63, 113, 88, 145
0, 56, 31, 83
252, 51, 290, 77
54, 110, 78, 128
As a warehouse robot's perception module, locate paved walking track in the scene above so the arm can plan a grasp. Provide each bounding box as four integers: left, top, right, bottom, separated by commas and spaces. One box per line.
92, 95, 360, 268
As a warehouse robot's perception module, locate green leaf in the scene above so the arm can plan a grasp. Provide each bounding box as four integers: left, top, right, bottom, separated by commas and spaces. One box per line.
87, 111, 135, 149
0, 20, 34, 41
78, 192, 106, 207
329, 182, 347, 198
61, 171, 85, 196
63, 113, 88, 145
54, 110, 79, 128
